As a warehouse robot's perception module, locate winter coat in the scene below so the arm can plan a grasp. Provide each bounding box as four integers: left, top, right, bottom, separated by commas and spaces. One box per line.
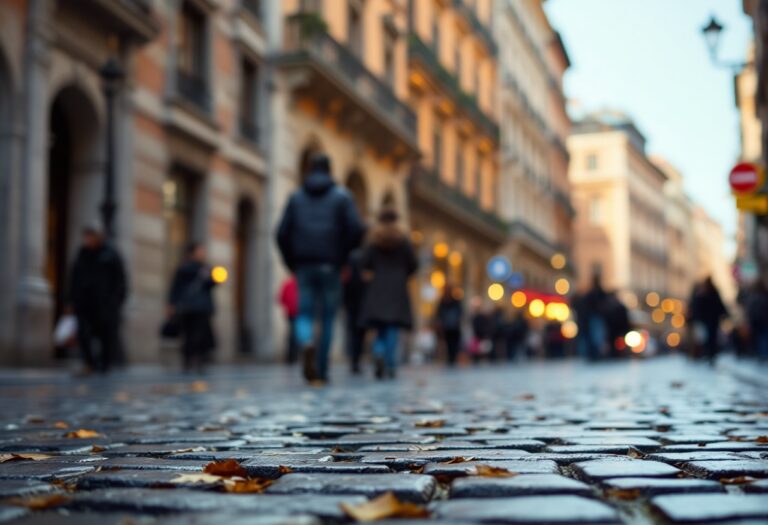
358, 224, 418, 329
276, 170, 365, 271
68, 243, 128, 318
168, 261, 216, 315
689, 284, 727, 328
436, 298, 463, 333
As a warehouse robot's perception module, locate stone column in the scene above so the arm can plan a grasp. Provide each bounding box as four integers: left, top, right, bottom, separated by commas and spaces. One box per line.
15, 0, 54, 366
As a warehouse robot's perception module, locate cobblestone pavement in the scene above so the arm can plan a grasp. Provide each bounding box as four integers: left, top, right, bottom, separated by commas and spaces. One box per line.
0, 356, 767, 524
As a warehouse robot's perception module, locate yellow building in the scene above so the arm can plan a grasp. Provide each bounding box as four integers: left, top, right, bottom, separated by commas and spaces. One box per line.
406, 0, 503, 318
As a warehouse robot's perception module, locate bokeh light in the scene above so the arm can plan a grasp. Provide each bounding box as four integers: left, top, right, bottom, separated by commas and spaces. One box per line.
430, 271, 446, 289
488, 283, 505, 301
433, 242, 449, 258
646, 292, 660, 308
511, 291, 527, 308
561, 320, 578, 339
666, 332, 681, 348
448, 251, 463, 266
652, 308, 665, 324
625, 330, 643, 348
671, 313, 686, 329
529, 299, 545, 318
550, 253, 566, 270
661, 298, 675, 313
211, 266, 228, 284
555, 278, 570, 295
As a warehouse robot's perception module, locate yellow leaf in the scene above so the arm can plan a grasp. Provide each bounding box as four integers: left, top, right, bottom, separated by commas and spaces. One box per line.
5, 494, 70, 510
223, 478, 273, 493
414, 419, 445, 428
53, 421, 69, 429
471, 465, 518, 478
169, 473, 223, 484
340, 492, 429, 522
64, 429, 102, 439
190, 381, 209, 393
720, 476, 757, 485
606, 488, 641, 500
443, 457, 474, 464
203, 459, 248, 478
278, 465, 293, 474
0, 453, 52, 463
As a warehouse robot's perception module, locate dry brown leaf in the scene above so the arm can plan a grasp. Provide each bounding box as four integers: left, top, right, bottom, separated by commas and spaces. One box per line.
517, 393, 536, 401
658, 407, 671, 416
91, 445, 106, 453
755, 435, 768, 444
190, 380, 209, 393
64, 429, 102, 439
627, 448, 645, 459
720, 476, 757, 485
278, 465, 294, 475
471, 464, 518, 478
606, 488, 642, 500
53, 421, 69, 429
203, 459, 248, 478
341, 492, 429, 522
443, 456, 474, 464
0, 453, 52, 463
223, 478, 273, 493
169, 473, 223, 484
6, 494, 70, 510
727, 435, 748, 442
415, 419, 446, 428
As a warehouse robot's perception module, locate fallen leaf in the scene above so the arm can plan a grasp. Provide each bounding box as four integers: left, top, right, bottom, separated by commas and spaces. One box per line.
627, 447, 645, 459
64, 429, 102, 439
203, 459, 248, 478
0, 453, 52, 463
223, 478, 273, 493
410, 466, 425, 474
190, 380, 209, 393
756, 435, 768, 444
443, 456, 474, 464
727, 435, 748, 442
278, 465, 294, 474
25, 416, 45, 424
517, 393, 536, 401
415, 419, 445, 428
471, 465, 518, 478
53, 421, 69, 429
5, 494, 70, 510
114, 392, 130, 402
658, 407, 671, 416
606, 488, 641, 500
720, 476, 757, 485
341, 492, 429, 522
92, 445, 106, 453
169, 473, 223, 484
670, 381, 684, 389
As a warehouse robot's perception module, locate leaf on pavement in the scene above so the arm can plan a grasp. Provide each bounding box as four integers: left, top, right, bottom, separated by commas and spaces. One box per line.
223, 478, 273, 493
6, 494, 71, 510
606, 488, 641, 500
278, 465, 294, 474
720, 476, 757, 485
53, 421, 69, 429
64, 429, 102, 439
190, 380, 209, 393
341, 492, 429, 522
517, 393, 536, 401
471, 465, 518, 478
627, 447, 645, 459
0, 453, 52, 463
755, 435, 768, 443
203, 459, 248, 478
415, 419, 445, 428
169, 473, 223, 485
727, 435, 748, 442
443, 456, 474, 464
670, 381, 684, 389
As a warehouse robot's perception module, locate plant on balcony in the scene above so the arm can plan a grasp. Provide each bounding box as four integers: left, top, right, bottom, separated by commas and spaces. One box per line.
288, 11, 328, 40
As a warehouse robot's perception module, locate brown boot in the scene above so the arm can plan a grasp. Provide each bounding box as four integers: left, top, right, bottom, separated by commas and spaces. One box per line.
302, 344, 318, 382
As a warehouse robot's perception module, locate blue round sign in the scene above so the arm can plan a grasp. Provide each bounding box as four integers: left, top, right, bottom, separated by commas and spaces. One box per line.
487, 256, 512, 282
506, 272, 524, 289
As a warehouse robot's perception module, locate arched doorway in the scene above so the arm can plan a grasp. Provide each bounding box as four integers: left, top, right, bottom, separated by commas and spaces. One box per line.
234, 197, 257, 355
346, 170, 368, 220
46, 86, 102, 321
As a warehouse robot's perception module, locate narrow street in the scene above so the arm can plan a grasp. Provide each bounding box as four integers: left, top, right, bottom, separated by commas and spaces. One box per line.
0, 356, 766, 524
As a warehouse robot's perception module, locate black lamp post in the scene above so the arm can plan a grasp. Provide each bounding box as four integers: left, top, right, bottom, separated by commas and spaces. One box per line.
701, 15, 746, 71
99, 55, 125, 240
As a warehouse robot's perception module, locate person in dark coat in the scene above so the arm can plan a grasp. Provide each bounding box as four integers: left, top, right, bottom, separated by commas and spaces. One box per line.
436, 284, 463, 366
578, 275, 609, 361
504, 312, 529, 361
470, 301, 494, 364
602, 291, 630, 358
167, 243, 217, 373
746, 280, 768, 360
343, 249, 368, 374
276, 153, 365, 383
359, 209, 418, 379
687, 277, 728, 364
67, 225, 128, 373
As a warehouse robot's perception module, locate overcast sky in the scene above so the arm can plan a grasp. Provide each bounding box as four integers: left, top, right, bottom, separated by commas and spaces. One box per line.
545, 0, 753, 253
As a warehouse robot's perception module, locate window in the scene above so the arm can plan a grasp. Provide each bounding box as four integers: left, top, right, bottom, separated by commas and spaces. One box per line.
240, 57, 259, 143
383, 27, 396, 88
455, 139, 464, 190
433, 117, 442, 174
348, 2, 363, 58
589, 196, 602, 225
164, 170, 199, 281
586, 153, 598, 170
177, 2, 208, 109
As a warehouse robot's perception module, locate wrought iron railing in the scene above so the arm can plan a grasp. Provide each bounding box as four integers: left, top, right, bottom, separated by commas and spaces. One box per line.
242, 0, 261, 20
452, 0, 497, 55
176, 70, 210, 112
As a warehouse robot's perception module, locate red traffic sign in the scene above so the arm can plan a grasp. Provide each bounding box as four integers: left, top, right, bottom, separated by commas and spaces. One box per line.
729, 162, 764, 194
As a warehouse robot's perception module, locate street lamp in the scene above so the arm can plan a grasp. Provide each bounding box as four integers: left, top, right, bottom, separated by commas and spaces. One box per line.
99, 54, 125, 240
700, 15, 747, 72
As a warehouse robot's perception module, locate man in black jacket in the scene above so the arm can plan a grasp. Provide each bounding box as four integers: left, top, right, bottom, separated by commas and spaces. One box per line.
277, 154, 365, 382
68, 225, 128, 373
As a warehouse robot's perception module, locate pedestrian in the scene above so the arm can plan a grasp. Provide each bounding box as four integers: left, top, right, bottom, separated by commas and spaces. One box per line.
278, 275, 299, 364
503, 312, 529, 361
469, 300, 494, 364
276, 153, 365, 383
343, 249, 368, 374
358, 208, 418, 379
687, 277, 728, 364
67, 224, 128, 374
436, 284, 464, 366
167, 243, 218, 373
602, 291, 630, 358
576, 275, 609, 361
746, 280, 768, 361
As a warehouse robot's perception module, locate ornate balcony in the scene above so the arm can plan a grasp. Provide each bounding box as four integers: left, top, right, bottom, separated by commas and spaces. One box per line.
76, 0, 159, 43
409, 34, 499, 142
275, 13, 419, 160
409, 164, 508, 243
452, 0, 497, 56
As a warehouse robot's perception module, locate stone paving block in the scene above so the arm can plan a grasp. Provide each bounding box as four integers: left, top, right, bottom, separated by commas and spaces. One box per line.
242, 457, 391, 478
658, 434, 729, 445
661, 441, 768, 452
559, 437, 661, 451
97, 457, 210, 471
75, 470, 221, 490
0, 506, 28, 523
602, 477, 724, 496
535, 453, 635, 465
0, 480, 59, 498
572, 459, 680, 481
450, 474, 592, 498
684, 460, 768, 479
434, 496, 620, 523
266, 473, 436, 502
444, 437, 547, 451
743, 478, 768, 492
651, 494, 768, 523
0, 441, 101, 455
547, 445, 643, 454
0, 462, 94, 481
423, 460, 559, 479
358, 449, 532, 470
647, 451, 752, 464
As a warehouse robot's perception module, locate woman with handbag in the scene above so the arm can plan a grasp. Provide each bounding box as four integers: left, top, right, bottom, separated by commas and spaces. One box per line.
167, 243, 218, 373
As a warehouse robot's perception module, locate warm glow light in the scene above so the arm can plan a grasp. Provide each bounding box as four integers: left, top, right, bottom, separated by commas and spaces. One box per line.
488, 283, 505, 302
672, 300, 684, 314
545, 302, 559, 320
550, 253, 566, 270
652, 308, 666, 324
666, 332, 681, 348
625, 330, 643, 348
671, 313, 686, 329
433, 243, 449, 259
561, 320, 578, 339
529, 299, 545, 318
555, 278, 570, 295
452, 287, 464, 300
661, 298, 675, 313
430, 271, 446, 289
511, 291, 527, 308
211, 266, 228, 284
556, 304, 571, 322
646, 292, 660, 308
411, 230, 423, 244
449, 251, 463, 267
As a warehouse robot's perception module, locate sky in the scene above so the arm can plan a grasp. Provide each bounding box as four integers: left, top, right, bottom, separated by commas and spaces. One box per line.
545, 0, 753, 252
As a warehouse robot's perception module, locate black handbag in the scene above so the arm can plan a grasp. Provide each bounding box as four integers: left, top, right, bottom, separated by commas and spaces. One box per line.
160, 316, 181, 339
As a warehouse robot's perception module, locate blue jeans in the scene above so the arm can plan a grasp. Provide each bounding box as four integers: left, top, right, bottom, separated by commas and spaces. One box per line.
295, 265, 341, 380
373, 325, 399, 371
756, 332, 768, 359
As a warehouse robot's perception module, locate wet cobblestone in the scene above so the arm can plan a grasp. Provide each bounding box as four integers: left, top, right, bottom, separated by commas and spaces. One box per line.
0, 357, 766, 523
